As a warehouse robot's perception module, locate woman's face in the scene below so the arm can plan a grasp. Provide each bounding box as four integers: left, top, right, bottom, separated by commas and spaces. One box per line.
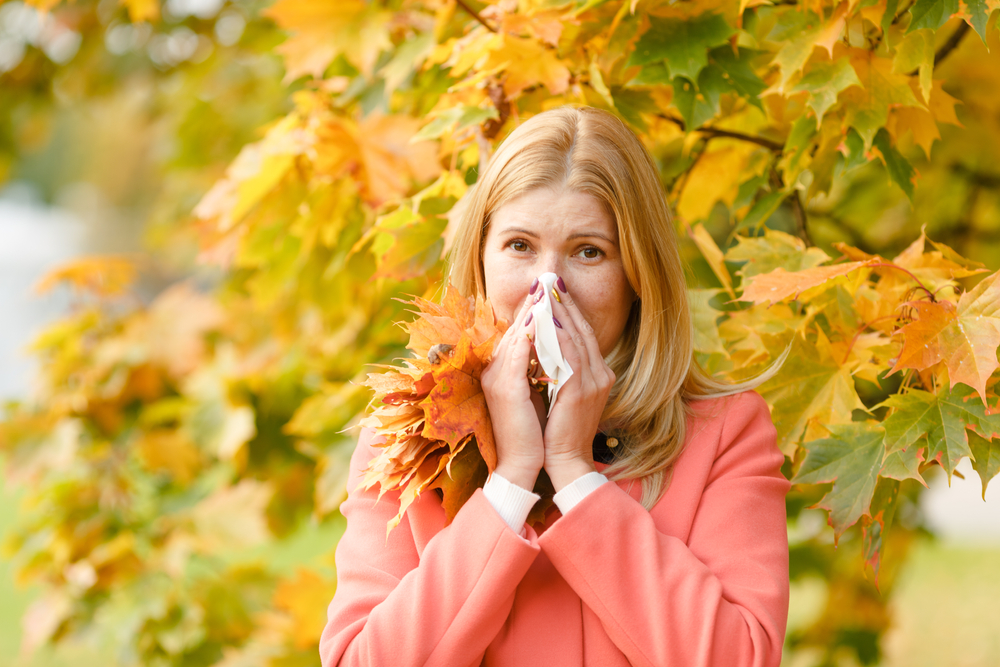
482, 187, 636, 356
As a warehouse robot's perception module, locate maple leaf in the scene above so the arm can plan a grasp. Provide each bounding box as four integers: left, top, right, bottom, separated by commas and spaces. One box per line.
880, 385, 1000, 476
739, 260, 874, 305
361, 285, 505, 533
421, 336, 497, 471
792, 58, 862, 127
969, 431, 1000, 500
758, 334, 867, 453
862, 477, 900, 585
263, 0, 392, 82
726, 228, 831, 280
689, 289, 727, 355
428, 434, 489, 524
890, 272, 1000, 404
689, 224, 734, 297
677, 142, 760, 222
487, 34, 571, 99
628, 12, 735, 81
793, 422, 885, 537
841, 50, 923, 149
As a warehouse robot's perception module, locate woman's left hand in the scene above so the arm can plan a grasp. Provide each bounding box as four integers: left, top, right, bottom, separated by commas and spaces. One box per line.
543, 278, 617, 492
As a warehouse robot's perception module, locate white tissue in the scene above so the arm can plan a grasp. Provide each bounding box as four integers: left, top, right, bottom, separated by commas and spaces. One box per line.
529, 272, 574, 414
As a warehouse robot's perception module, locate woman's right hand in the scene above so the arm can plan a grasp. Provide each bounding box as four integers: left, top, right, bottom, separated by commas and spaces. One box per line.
480, 291, 545, 490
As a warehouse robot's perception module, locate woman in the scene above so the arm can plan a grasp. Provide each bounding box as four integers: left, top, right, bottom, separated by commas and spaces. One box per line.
320, 106, 789, 667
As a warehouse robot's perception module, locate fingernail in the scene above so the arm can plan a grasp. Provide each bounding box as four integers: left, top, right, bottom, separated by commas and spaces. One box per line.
529, 277, 539, 295
557, 276, 567, 293
551, 288, 561, 303
553, 317, 562, 328
524, 312, 533, 326
533, 291, 543, 304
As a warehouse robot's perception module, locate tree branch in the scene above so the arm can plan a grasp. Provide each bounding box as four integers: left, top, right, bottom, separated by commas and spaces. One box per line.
659, 114, 783, 151
934, 21, 969, 67
455, 0, 496, 33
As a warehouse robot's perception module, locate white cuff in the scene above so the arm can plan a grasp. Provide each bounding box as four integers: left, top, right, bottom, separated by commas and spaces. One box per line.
553, 472, 609, 515
483, 472, 540, 534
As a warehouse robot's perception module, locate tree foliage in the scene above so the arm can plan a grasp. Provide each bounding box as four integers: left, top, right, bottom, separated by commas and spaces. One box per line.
3, 0, 1000, 665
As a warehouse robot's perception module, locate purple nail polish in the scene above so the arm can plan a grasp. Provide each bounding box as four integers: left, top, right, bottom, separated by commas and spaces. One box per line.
553, 316, 562, 329
529, 277, 539, 295
524, 312, 533, 326
556, 276, 567, 293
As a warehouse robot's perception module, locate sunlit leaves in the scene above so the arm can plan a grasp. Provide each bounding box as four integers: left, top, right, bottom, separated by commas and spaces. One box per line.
629, 12, 734, 80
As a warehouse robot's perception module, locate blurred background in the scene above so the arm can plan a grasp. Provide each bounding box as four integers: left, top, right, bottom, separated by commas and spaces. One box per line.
2, 0, 1000, 666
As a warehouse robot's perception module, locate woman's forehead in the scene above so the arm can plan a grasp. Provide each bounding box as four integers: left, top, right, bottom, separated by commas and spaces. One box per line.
490, 188, 616, 235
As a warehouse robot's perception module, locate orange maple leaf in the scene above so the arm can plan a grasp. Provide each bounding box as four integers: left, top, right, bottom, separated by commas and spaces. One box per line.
361, 286, 505, 533
891, 273, 1000, 404
740, 260, 875, 305
421, 336, 498, 472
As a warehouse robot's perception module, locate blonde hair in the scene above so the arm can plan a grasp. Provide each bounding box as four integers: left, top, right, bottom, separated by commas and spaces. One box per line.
449, 106, 776, 510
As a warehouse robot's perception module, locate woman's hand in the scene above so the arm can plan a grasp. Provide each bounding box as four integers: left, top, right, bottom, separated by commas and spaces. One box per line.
481, 290, 545, 491
543, 277, 616, 492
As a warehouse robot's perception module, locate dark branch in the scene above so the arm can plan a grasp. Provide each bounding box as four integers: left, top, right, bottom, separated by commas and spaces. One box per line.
934, 21, 970, 67
659, 114, 783, 151
455, 0, 496, 33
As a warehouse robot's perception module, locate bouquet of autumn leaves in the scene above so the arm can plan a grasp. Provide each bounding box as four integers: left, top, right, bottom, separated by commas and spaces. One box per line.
359, 286, 552, 534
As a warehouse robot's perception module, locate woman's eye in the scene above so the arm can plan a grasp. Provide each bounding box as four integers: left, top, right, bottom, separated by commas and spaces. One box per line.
580, 247, 602, 259
509, 240, 528, 252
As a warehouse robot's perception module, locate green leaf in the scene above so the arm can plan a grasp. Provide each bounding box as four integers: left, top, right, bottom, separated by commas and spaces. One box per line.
872, 128, 917, 200
727, 228, 830, 278
414, 106, 498, 141
779, 114, 819, 184
628, 13, 735, 80
672, 76, 716, 129
792, 59, 862, 127
880, 385, 1000, 477
907, 0, 960, 32
707, 46, 766, 109
837, 127, 868, 177
862, 477, 900, 584
969, 431, 1000, 500
689, 288, 727, 355
882, 0, 899, 34
736, 190, 790, 233
793, 422, 885, 536
880, 447, 925, 483
964, 0, 992, 43
610, 88, 658, 131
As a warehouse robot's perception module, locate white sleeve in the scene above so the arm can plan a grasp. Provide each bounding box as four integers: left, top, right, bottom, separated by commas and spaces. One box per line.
483, 472, 540, 534
552, 471, 609, 515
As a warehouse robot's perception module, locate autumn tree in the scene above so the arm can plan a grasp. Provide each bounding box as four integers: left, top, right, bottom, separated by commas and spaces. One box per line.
2, 0, 1000, 665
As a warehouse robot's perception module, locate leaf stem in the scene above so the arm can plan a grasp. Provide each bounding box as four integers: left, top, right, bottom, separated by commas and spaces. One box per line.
866, 263, 936, 301
455, 0, 496, 33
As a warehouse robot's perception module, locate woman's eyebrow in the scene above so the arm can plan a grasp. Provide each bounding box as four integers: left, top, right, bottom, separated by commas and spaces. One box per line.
568, 231, 614, 243
496, 227, 540, 238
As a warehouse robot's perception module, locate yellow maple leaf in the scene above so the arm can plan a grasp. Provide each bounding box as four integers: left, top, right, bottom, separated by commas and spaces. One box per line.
313, 113, 441, 207
487, 34, 571, 99
677, 142, 760, 222
263, 0, 391, 82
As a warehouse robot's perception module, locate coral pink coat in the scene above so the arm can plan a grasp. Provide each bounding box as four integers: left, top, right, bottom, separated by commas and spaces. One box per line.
320, 391, 790, 667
